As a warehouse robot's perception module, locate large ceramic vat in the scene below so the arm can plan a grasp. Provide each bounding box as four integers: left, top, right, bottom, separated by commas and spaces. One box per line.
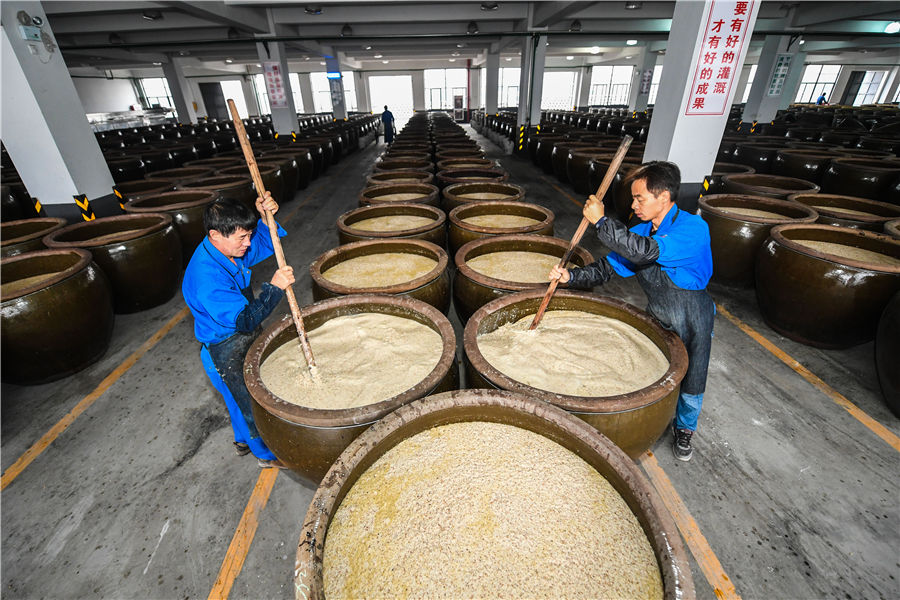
293, 388, 695, 599
787, 192, 900, 231
310, 238, 451, 313
699, 194, 818, 287
337, 203, 446, 246
1, 248, 114, 384
875, 291, 900, 417
448, 200, 554, 255
243, 294, 459, 482
1, 217, 67, 258
463, 291, 689, 458
755, 224, 900, 348
43, 214, 183, 313
453, 234, 594, 322
123, 190, 217, 264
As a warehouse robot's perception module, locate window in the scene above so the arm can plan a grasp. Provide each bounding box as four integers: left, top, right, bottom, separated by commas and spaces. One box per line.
794, 64, 840, 104
343, 73, 358, 112
424, 69, 468, 110
253, 74, 270, 115
369, 75, 414, 129
219, 80, 248, 118
588, 66, 632, 106
310, 72, 333, 113
288, 73, 305, 113
139, 78, 175, 111
499, 67, 520, 108
647, 65, 663, 105
853, 70, 885, 106
740, 64, 757, 103
480, 67, 487, 109
541, 71, 579, 110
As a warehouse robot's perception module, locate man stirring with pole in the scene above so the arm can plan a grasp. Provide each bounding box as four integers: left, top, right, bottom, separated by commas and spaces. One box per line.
183, 193, 293, 469
549, 161, 715, 462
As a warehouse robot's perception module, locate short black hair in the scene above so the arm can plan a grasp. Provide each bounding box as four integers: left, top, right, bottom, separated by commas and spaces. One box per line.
203, 197, 257, 236
629, 160, 680, 202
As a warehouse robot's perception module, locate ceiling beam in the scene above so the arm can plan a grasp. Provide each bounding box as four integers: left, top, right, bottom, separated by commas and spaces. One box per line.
160, 1, 269, 33
270, 3, 528, 26
792, 2, 900, 27
531, 2, 594, 28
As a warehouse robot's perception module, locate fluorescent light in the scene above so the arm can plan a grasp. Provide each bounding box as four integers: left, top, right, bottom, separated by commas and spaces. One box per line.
886, 21, 900, 34
225, 58, 233, 63
566, 55, 574, 60
373, 54, 383, 59
449, 58, 456, 62
505, 57, 512, 61
382, 60, 389, 64
626, 39, 638, 46
590, 46, 601, 54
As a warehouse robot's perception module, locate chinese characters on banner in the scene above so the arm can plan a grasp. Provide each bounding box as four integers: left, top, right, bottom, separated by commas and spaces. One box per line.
264, 62, 288, 109
685, 0, 755, 116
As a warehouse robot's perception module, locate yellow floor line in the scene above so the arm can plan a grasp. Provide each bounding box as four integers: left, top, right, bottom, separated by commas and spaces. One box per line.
640, 451, 742, 600
208, 469, 279, 600
716, 303, 900, 453
1, 306, 190, 491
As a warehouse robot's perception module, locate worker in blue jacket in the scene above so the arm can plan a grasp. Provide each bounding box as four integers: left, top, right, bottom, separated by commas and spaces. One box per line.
381, 105, 395, 144
549, 161, 715, 462
182, 194, 294, 469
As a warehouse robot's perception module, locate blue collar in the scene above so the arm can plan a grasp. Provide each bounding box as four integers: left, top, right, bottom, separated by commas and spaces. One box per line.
201, 236, 243, 276
652, 203, 680, 234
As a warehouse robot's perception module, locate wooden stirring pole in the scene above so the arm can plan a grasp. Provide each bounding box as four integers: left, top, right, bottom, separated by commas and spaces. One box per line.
529, 135, 633, 330
226, 99, 318, 374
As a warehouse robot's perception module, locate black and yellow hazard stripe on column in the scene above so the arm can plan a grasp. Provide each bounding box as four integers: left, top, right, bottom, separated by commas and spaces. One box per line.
32, 197, 46, 217
74, 194, 95, 221
113, 186, 126, 211
518, 125, 525, 151
700, 176, 710, 199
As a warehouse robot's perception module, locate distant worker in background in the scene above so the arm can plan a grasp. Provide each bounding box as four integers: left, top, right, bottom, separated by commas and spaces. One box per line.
381, 105, 396, 144
816, 92, 828, 106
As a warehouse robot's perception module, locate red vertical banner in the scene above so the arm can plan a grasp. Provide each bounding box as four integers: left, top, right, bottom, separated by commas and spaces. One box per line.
685, 0, 755, 116
264, 62, 288, 109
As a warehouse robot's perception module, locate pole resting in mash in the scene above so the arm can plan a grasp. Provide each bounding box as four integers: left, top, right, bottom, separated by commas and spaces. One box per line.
74, 194, 95, 221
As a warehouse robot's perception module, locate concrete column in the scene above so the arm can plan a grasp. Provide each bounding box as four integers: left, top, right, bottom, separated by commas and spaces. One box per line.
644, 0, 762, 207
741, 35, 797, 123
778, 51, 806, 110
485, 51, 500, 114
324, 55, 347, 120
256, 41, 298, 133
240, 76, 259, 117
629, 50, 658, 112
297, 72, 315, 115
732, 63, 753, 105
355, 71, 371, 113
516, 36, 534, 127
879, 66, 900, 103
577, 65, 592, 109
162, 57, 198, 124
1, 1, 114, 214
528, 35, 548, 124
830, 66, 852, 105
468, 64, 480, 114
411, 70, 426, 112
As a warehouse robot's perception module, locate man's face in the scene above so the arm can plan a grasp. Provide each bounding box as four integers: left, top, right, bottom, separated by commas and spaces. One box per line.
210, 228, 253, 259
630, 178, 671, 223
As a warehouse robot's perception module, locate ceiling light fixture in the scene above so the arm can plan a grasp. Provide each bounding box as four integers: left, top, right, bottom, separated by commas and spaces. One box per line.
373, 53, 383, 58
624, 0, 643, 9
566, 55, 574, 60
305, 6, 323, 15
256, 63, 262, 67
320, 61, 326, 65
452, 51, 460, 56
457, 43, 465, 48
885, 21, 900, 34
153, 61, 162, 66
626, 39, 638, 45
382, 59, 389, 64
480, 2, 499, 10
569, 19, 582, 32
225, 58, 233, 63
589, 46, 601, 54
467, 21, 479, 35
365, 45, 372, 50
341, 23, 353, 37
142, 10, 163, 21
449, 58, 456, 62
798, 39, 805, 44
505, 57, 512, 61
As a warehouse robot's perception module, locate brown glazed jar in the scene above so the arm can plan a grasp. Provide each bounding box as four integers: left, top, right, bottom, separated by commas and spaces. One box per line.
1, 248, 114, 384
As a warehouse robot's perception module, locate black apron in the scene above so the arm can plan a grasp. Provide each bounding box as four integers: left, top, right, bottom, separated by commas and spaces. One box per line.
633, 214, 715, 396
204, 285, 263, 438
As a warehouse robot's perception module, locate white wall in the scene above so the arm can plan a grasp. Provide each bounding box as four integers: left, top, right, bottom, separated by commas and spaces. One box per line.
72, 77, 138, 113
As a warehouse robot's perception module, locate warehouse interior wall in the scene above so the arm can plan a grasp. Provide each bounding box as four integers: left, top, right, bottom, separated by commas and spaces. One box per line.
71, 77, 140, 114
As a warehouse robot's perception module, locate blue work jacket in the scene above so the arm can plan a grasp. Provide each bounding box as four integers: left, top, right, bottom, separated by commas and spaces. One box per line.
182, 219, 287, 344
605, 205, 713, 290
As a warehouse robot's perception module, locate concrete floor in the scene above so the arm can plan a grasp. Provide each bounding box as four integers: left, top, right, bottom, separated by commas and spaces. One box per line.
2, 125, 898, 600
